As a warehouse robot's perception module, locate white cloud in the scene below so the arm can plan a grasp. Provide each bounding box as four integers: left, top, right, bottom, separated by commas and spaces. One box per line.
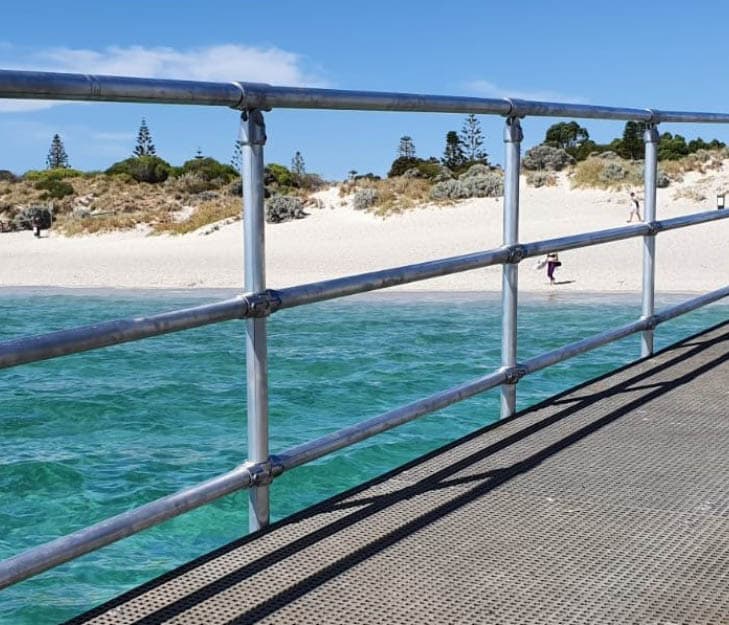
465, 80, 588, 104
0, 44, 328, 112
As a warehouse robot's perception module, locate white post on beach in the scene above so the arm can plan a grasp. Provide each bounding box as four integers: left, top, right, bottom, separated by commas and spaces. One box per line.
240, 110, 270, 532
641, 125, 659, 357
501, 117, 523, 419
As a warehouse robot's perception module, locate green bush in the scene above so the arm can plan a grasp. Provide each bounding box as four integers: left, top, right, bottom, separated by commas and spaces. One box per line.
176, 157, 238, 183
0, 170, 17, 182
388, 157, 444, 179
106, 156, 172, 183
23, 168, 84, 181
35, 178, 74, 199
264, 163, 295, 188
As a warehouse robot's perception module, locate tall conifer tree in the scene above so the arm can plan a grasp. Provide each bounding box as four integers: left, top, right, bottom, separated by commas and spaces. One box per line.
398, 136, 416, 159
46, 134, 70, 169
442, 131, 466, 170
459, 114, 487, 162
133, 118, 156, 157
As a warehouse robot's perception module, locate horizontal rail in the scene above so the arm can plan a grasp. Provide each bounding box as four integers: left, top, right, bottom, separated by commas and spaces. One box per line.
3, 70, 729, 123
275, 248, 511, 309
3, 285, 728, 589
0, 70, 245, 107
655, 284, 729, 324
274, 369, 508, 471
0, 463, 255, 591
277, 285, 729, 473
272, 209, 729, 309
2, 208, 726, 372
0, 296, 250, 370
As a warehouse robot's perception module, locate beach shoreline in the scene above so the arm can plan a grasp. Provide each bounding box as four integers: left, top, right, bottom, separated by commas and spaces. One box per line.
2, 176, 728, 294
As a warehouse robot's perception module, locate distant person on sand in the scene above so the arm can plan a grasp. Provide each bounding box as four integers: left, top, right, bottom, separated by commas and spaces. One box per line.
545, 252, 561, 284
31, 214, 41, 238
627, 192, 643, 223
536, 252, 562, 285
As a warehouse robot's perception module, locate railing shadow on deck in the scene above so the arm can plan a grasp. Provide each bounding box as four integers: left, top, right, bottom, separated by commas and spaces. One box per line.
65, 320, 729, 625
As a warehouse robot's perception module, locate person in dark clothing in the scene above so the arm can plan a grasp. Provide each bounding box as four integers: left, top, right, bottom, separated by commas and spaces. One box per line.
546, 252, 561, 284
31, 214, 41, 238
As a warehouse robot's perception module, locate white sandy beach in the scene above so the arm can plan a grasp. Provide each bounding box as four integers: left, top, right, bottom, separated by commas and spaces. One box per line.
1, 172, 727, 294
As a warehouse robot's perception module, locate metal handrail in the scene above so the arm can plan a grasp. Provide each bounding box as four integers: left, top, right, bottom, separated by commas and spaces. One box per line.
2, 68, 729, 592
1, 208, 727, 372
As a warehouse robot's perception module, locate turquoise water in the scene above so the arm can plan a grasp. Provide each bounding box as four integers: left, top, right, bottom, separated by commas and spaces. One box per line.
1, 289, 727, 624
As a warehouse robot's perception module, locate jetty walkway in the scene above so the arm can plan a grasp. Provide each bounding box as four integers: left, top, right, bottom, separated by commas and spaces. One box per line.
67, 320, 729, 625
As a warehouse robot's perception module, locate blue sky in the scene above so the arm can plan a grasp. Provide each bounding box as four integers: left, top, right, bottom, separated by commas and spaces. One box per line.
1, 0, 727, 179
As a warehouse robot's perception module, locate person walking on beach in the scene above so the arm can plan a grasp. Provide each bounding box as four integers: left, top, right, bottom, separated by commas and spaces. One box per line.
545, 252, 561, 285
627, 192, 643, 223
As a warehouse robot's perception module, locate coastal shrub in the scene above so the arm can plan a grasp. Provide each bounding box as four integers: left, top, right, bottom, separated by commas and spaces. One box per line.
265, 195, 306, 223
656, 171, 670, 188
388, 156, 420, 177
572, 156, 643, 189
433, 165, 454, 182
526, 171, 557, 188
458, 163, 491, 179
23, 168, 84, 181
522, 145, 574, 171
353, 188, 378, 210
228, 179, 243, 196
0, 170, 17, 182
176, 157, 237, 184
170, 172, 216, 195
402, 167, 423, 179
598, 161, 629, 183
462, 173, 504, 197
35, 178, 74, 199
264, 163, 295, 188
106, 156, 172, 183
430, 179, 471, 200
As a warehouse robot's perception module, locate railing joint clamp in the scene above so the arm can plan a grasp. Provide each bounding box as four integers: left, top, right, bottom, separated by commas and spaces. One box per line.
642, 315, 658, 330
505, 244, 527, 264
246, 290, 281, 318
240, 109, 267, 146
503, 364, 528, 385
244, 459, 275, 487
646, 221, 662, 236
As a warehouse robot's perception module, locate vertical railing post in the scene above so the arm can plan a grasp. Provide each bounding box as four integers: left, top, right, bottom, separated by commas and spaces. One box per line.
501, 117, 523, 419
641, 124, 659, 357
240, 110, 270, 532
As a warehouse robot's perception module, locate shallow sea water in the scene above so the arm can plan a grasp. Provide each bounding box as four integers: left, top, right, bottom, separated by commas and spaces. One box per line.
1, 289, 727, 624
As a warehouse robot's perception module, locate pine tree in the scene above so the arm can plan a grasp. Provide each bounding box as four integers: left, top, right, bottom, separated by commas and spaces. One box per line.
459, 114, 487, 162
133, 118, 156, 157
618, 121, 648, 160
442, 131, 466, 170
46, 134, 70, 169
231, 140, 243, 170
291, 151, 306, 177
398, 136, 416, 159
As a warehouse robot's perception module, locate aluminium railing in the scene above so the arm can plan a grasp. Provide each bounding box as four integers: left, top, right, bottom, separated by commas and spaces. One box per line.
1, 69, 729, 590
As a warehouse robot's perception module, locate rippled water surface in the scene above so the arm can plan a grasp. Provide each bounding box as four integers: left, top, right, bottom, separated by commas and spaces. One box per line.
1, 289, 727, 624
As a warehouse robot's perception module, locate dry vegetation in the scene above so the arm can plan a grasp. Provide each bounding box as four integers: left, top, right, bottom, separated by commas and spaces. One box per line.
340, 176, 432, 216
0, 173, 242, 235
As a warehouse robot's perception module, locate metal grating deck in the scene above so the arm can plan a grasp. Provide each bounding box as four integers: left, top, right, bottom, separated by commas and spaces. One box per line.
67, 321, 729, 625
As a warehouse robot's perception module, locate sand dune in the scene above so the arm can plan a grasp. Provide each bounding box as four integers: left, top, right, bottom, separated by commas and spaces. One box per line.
1, 172, 727, 294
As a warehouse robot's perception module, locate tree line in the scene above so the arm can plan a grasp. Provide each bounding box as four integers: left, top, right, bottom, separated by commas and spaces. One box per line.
41, 120, 318, 191
382, 116, 728, 181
